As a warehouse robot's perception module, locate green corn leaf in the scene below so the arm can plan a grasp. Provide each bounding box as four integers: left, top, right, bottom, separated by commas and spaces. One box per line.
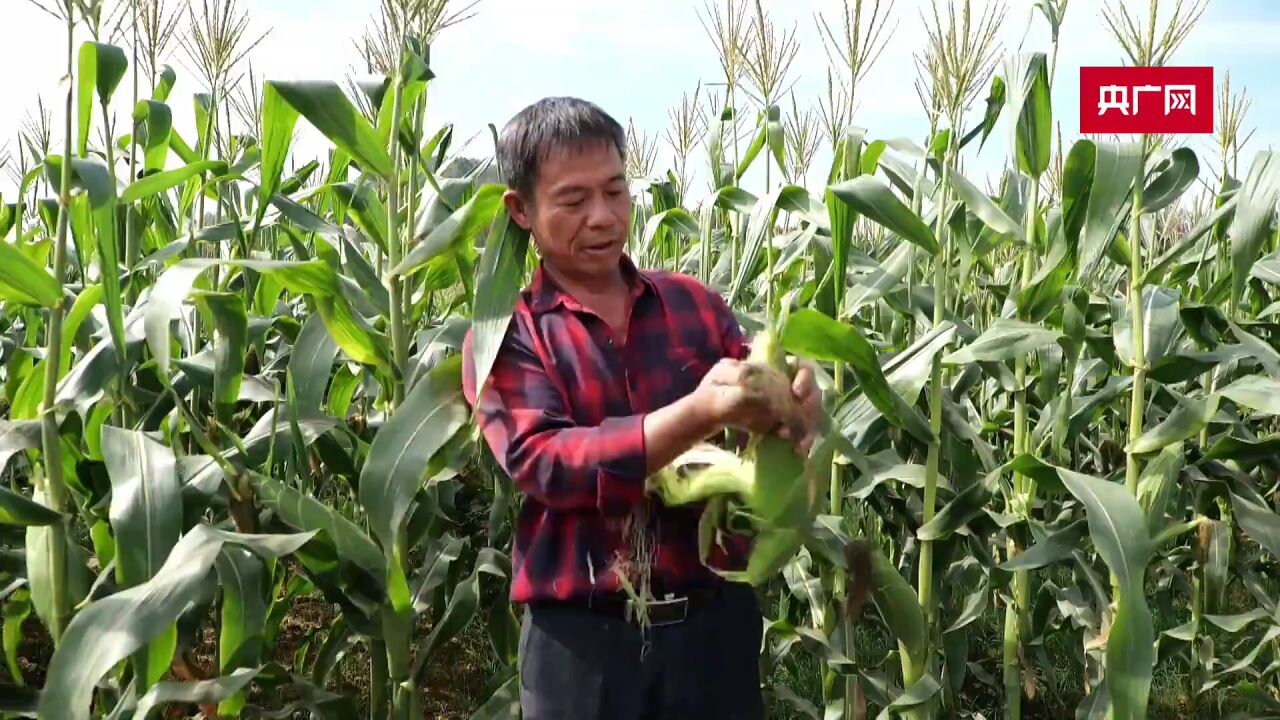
2, 586, 31, 685
638, 207, 700, 263
880, 673, 943, 719
822, 135, 858, 314
0, 485, 64, 527
77, 41, 128, 157
111, 668, 261, 720
728, 184, 826, 306
836, 323, 958, 446
1000, 519, 1089, 571
214, 547, 267, 716
359, 356, 469, 586
410, 535, 468, 612
272, 192, 344, 238
329, 182, 389, 252
470, 209, 530, 400
845, 242, 911, 315
60, 155, 128, 370
121, 160, 229, 203
766, 104, 786, 179
1135, 445, 1183, 537
1145, 194, 1237, 285
829, 175, 940, 256
469, 673, 521, 720
1113, 285, 1182, 369
1002, 455, 1068, 497
0, 240, 61, 307
288, 314, 340, 414
1127, 392, 1220, 455
43, 153, 114, 203
101, 426, 182, 587
965, 74, 1005, 152
1200, 609, 1268, 634
1203, 434, 1280, 463
252, 474, 384, 577
1219, 375, 1280, 415
869, 546, 928, 675
916, 471, 999, 541
1081, 142, 1141, 278
267, 80, 394, 180
948, 169, 1025, 246
1016, 233, 1074, 322
394, 184, 506, 277
728, 528, 807, 587
782, 308, 935, 444
1230, 492, 1280, 559
1003, 52, 1052, 179
335, 239, 384, 315
1056, 468, 1155, 720
942, 318, 1064, 365
133, 100, 172, 174
38, 525, 315, 720
145, 260, 231, 378
1142, 147, 1199, 213
862, 138, 885, 177
255, 82, 301, 234
1230, 151, 1280, 306
1253, 252, 1280, 287
736, 120, 767, 181
1230, 321, 1280, 378
1062, 139, 1096, 246
410, 566, 482, 683
101, 426, 182, 690
150, 64, 175, 100
147, 259, 390, 377
26, 503, 93, 640
192, 292, 248, 424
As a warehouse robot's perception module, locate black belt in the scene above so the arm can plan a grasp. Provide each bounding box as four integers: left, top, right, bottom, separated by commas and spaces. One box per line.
530, 584, 725, 627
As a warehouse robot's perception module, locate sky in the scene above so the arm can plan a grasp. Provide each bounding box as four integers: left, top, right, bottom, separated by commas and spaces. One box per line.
2, 0, 1278, 203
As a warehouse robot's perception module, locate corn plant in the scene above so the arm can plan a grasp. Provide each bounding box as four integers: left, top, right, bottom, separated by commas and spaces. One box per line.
4, 0, 1280, 718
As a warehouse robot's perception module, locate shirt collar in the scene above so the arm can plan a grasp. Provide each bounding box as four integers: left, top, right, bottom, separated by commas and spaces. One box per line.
527, 253, 654, 314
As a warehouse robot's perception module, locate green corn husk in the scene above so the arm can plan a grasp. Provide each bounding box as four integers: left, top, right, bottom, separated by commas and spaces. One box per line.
650, 329, 824, 584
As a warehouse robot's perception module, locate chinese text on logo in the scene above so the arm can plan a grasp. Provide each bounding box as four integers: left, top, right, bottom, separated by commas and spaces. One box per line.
1079, 66, 1213, 135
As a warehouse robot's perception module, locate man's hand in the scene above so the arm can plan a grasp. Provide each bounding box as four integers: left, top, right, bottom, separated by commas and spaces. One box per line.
777, 360, 822, 455
643, 357, 821, 476
691, 358, 783, 436
642, 358, 783, 476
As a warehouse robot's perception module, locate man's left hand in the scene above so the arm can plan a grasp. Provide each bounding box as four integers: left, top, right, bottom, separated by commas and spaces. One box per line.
777, 361, 822, 455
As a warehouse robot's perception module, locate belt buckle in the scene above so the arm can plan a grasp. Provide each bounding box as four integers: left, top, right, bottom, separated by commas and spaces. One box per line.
633, 594, 688, 627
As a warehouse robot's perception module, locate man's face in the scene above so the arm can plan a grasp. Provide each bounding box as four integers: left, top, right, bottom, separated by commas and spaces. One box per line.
506, 141, 631, 282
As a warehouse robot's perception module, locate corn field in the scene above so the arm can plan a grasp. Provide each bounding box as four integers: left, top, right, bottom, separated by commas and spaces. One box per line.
1, 0, 1279, 717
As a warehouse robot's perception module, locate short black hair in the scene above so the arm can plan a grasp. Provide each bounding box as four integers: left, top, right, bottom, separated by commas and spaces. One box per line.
497, 96, 627, 199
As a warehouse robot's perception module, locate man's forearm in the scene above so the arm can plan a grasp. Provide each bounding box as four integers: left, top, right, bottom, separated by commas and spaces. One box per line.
642, 392, 721, 475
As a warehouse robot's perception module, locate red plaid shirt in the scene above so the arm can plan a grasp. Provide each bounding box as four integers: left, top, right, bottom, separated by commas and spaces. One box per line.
461, 255, 751, 604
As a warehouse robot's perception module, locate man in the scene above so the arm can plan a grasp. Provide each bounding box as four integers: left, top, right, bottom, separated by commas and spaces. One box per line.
461, 96, 821, 720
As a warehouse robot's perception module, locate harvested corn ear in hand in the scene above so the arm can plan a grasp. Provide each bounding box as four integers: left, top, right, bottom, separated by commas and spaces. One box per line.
647, 328, 827, 583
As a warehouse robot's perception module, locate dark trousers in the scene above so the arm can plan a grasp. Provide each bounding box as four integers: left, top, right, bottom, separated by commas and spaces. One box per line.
517, 582, 765, 719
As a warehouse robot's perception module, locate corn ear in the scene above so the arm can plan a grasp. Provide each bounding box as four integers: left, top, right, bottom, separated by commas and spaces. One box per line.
649, 449, 754, 506
650, 328, 823, 584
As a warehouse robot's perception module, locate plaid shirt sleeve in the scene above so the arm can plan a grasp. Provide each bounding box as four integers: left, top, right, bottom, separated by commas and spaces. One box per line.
712, 290, 751, 362
462, 317, 649, 515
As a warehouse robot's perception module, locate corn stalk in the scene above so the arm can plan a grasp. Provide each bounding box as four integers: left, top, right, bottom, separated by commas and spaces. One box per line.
36, 0, 77, 648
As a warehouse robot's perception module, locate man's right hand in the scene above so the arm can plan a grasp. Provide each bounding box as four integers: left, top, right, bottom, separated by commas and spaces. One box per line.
642, 358, 782, 476
691, 358, 782, 436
